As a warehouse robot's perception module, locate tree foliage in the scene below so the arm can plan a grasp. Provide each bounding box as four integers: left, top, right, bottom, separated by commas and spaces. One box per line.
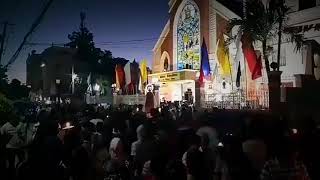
227, 0, 304, 73
66, 12, 129, 96
0, 66, 30, 104
0, 93, 13, 125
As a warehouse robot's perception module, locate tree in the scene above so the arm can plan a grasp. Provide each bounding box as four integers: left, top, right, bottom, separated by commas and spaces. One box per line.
227, 0, 303, 75
67, 12, 129, 97
67, 12, 98, 66
7, 79, 30, 100
0, 93, 13, 125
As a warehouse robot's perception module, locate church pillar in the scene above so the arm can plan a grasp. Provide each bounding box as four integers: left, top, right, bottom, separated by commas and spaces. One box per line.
195, 80, 205, 108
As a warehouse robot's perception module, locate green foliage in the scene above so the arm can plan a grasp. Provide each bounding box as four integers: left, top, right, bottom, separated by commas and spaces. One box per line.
0, 66, 30, 101
227, 0, 303, 73
228, 0, 280, 44
6, 79, 30, 100
66, 12, 129, 95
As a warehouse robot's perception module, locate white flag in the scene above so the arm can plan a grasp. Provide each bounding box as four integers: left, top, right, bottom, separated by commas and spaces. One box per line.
138, 74, 142, 93
234, 30, 245, 72
87, 73, 92, 93
124, 62, 131, 86
87, 73, 91, 86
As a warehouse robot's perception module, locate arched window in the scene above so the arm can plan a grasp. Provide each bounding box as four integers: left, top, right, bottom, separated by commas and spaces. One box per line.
164, 58, 169, 72
177, 1, 200, 70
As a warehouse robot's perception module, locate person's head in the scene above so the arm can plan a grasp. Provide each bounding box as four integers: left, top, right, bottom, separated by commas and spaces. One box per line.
150, 154, 168, 179
188, 134, 201, 149
8, 113, 19, 126
109, 137, 124, 161
36, 120, 59, 138
200, 133, 210, 150
96, 121, 103, 133
275, 136, 297, 161
186, 146, 205, 179
138, 104, 143, 112
136, 124, 144, 141
165, 160, 187, 180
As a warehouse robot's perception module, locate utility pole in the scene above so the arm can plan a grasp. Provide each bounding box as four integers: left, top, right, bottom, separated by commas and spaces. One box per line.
0, 21, 14, 64
72, 65, 75, 94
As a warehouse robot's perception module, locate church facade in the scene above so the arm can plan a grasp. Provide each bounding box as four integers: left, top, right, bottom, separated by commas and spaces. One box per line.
149, 0, 320, 109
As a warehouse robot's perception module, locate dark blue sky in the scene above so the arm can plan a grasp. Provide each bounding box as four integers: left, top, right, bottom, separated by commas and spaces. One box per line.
0, 0, 169, 82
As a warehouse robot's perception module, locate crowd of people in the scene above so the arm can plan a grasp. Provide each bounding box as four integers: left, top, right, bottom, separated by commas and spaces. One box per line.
1, 102, 320, 180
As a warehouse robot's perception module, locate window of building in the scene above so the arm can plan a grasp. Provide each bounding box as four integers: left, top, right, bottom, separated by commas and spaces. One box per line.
177, 2, 200, 70
299, 0, 316, 10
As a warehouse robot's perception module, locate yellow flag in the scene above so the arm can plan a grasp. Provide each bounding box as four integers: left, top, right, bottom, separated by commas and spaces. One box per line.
140, 59, 148, 84
217, 35, 231, 76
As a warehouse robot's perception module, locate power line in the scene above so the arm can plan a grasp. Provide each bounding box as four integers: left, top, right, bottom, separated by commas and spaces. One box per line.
5, 0, 54, 68
0, 21, 15, 64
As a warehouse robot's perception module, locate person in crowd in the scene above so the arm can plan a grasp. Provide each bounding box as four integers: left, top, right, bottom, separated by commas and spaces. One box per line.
19, 118, 64, 180
200, 133, 216, 179
242, 118, 267, 172
215, 135, 258, 180
186, 146, 209, 180
1, 112, 24, 180
260, 136, 310, 180
299, 117, 320, 180
3, 102, 319, 180
131, 124, 144, 158
164, 160, 187, 180
105, 137, 130, 180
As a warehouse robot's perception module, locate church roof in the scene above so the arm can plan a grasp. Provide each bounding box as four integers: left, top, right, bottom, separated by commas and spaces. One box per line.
216, 0, 243, 17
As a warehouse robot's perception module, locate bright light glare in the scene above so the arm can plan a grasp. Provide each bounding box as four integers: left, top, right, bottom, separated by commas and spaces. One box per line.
218, 142, 224, 147
292, 129, 298, 134
72, 74, 78, 80
94, 84, 100, 91
63, 122, 74, 130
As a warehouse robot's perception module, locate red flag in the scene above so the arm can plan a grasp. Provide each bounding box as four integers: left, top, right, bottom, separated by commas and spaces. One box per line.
241, 33, 262, 80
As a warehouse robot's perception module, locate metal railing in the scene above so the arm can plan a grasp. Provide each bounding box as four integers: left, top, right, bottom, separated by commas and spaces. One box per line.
202, 90, 269, 110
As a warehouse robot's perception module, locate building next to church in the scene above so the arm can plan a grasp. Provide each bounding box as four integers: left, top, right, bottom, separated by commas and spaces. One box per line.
149, 0, 320, 109
26, 46, 89, 100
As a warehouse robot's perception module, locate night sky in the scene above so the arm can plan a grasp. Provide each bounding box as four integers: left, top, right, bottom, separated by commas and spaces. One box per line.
0, 0, 169, 82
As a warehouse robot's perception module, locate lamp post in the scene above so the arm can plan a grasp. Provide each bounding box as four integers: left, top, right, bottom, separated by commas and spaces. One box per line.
111, 83, 117, 95
40, 62, 46, 98
56, 79, 61, 104
71, 65, 78, 94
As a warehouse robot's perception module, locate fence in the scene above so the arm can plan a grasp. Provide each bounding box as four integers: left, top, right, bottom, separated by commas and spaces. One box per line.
203, 89, 269, 110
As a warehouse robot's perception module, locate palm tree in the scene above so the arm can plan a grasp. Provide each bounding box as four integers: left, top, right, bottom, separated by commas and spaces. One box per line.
227, 0, 304, 76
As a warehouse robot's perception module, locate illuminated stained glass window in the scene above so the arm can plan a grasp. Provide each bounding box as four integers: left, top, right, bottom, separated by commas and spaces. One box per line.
177, 2, 200, 70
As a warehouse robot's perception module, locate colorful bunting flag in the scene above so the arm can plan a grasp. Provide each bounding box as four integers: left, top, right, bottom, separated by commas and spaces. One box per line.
217, 35, 232, 76
199, 39, 211, 86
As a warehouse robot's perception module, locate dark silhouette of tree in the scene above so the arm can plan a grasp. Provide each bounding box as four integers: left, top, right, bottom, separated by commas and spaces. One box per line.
67, 12, 97, 65
66, 12, 129, 98
7, 79, 30, 100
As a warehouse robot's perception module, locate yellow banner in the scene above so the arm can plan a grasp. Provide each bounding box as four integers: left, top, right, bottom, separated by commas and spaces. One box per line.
158, 72, 182, 82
